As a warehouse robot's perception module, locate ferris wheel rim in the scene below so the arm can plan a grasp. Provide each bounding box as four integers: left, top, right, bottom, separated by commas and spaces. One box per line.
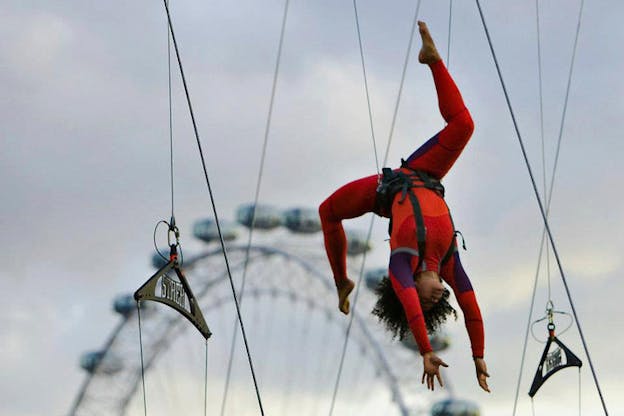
69, 243, 414, 416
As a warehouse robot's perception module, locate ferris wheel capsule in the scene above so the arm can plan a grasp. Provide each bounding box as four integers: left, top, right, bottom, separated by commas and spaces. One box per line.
345, 228, 372, 256
429, 332, 451, 352
193, 218, 238, 243
113, 294, 136, 316
113, 293, 156, 317
430, 398, 480, 416
151, 249, 170, 269
364, 267, 386, 291
80, 351, 123, 375
283, 207, 321, 233
236, 203, 283, 230
400, 331, 451, 353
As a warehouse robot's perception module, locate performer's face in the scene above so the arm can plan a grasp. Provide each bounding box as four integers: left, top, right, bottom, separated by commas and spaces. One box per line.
415, 272, 445, 311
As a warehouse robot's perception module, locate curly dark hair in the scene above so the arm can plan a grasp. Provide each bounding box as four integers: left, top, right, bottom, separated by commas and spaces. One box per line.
371, 275, 457, 340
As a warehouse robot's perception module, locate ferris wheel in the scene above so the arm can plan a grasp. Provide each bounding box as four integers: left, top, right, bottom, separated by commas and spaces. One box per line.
68, 204, 479, 416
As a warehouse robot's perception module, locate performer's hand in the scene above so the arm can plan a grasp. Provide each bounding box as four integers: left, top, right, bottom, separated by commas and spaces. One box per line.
336, 278, 355, 315
421, 352, 448, 391
474, 357, 491, 392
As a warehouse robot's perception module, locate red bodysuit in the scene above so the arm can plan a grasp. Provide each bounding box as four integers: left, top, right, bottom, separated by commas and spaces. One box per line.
319, 60, 484, 358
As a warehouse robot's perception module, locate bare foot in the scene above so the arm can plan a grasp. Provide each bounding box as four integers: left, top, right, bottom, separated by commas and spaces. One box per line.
336, 278, 355, 315
417, 21, 441, 64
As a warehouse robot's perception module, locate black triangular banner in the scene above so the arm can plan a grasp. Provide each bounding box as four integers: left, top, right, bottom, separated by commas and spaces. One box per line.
529, 335, 582, 397
134, 259, 212, 340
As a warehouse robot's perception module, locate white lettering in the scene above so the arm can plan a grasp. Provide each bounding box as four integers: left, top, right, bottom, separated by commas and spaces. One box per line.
545, 347, 562, 373
161, 275, 186, 309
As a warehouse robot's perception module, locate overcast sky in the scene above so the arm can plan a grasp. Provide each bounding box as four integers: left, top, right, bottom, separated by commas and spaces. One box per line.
2, 0, 623, 415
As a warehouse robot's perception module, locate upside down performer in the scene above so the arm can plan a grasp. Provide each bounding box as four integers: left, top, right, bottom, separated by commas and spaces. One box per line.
319, 22, 490, 392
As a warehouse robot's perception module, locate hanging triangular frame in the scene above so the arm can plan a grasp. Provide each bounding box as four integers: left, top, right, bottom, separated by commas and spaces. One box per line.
134, 258, 212, 340
528, 335, 582, 397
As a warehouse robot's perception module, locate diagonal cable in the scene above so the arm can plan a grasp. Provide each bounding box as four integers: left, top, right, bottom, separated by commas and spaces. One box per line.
535, 2, 553, 303
204, 340, 209, 416
513, 0, 587, 413
447, 0, 453, 67
328, 218, 376, 416
161, 1, 265, 414
353, 0, 381, 175
167, 0, 175, 220
218, 1, 290, 415
513, 1, 546, 411
329, 2, 421, 414
137, 306, 148, 416
381, 1, 423, 169
474, 1, 608, 414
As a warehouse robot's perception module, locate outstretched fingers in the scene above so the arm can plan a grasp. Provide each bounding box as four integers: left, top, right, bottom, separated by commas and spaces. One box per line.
436, 372, 444, 388
433, 358, 447, 390
421, 352, 449, 391
474, 358, 491, 392
422, 372, 435, 391
478, 373, 491, 392
421, 371, 443, 391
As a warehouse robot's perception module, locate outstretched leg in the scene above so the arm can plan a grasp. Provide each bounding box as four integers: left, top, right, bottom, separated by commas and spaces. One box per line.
404, 22, 474, 179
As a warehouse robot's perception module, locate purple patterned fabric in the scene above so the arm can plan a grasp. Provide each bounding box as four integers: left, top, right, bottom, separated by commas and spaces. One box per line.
389, 251, 416, 288
405, 133, 440, 165
453, 251, 473, 293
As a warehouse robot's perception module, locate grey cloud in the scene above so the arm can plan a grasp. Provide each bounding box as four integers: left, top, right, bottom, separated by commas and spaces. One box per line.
2, 0, 623, 415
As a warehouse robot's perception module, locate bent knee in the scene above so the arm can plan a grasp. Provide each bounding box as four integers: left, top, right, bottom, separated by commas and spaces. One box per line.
460, 108, 474, 133
453, 108, 474, 139
440, 108, 474, 151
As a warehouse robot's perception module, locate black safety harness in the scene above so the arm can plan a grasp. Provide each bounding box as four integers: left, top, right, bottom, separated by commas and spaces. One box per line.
374, 160, 464, 273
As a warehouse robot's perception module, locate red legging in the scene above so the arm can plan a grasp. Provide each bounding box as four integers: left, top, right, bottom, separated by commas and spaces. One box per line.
319, 59, 473, 286
319, 59, 483, 356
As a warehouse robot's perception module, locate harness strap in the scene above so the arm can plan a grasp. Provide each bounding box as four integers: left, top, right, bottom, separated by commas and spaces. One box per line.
400, 159, 445, 197
440, 231, 458, 267
376, 164, 465, 272
406, 189, 427, 273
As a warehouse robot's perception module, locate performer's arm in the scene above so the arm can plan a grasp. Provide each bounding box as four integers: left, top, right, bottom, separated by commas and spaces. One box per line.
319, 174, 379, 314
441, 250, 490, 391
440, 250, 484, 358
389, 249, 432, 355
319, 174, 378, 285
390, 246, 449, 391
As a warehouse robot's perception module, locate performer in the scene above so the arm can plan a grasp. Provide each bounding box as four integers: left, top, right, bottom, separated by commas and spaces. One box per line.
319, 21, 490, 392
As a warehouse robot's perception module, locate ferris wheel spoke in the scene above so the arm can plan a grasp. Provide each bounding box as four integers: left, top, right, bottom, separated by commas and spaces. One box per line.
71, 244, 439, 416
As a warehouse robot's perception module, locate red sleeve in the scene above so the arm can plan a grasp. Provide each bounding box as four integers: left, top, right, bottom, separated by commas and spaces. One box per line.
319, 174, 378, 286
440, 250, 484, 358
389, 249, 432, 355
